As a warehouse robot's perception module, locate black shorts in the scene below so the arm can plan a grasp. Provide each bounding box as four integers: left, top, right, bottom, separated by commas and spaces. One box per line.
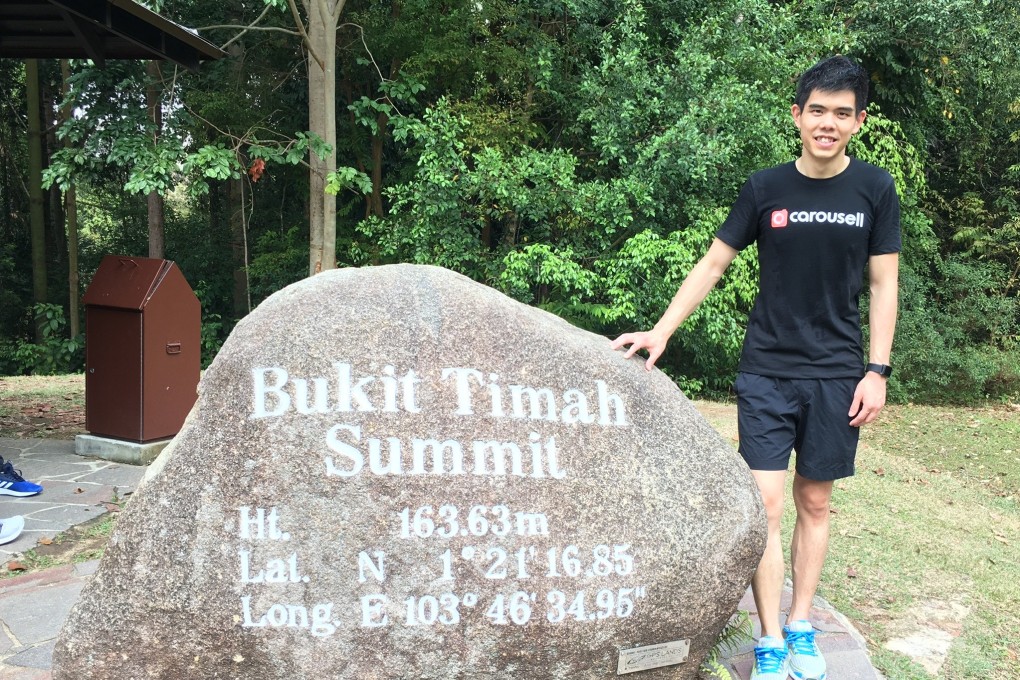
734, 372, 860, 481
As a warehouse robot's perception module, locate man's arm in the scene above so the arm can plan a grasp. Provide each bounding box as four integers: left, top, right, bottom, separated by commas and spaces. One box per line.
849, 252, 899, 426
610, 238, 740, 371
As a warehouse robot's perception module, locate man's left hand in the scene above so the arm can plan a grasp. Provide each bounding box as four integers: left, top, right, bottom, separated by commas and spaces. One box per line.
849, 372, 887, 427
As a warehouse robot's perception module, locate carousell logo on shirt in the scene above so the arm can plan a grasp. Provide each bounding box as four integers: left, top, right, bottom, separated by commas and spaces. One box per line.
771, 208, 865, 228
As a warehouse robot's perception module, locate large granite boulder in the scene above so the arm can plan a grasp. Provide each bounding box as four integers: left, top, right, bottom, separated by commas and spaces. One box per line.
54, 264, 765, 679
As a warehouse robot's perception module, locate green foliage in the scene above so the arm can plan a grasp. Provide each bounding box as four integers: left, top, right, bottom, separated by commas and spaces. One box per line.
5, 0, 1019, 406
879, 259, 1020, 404
847, 112, 936, 258
200, 312, 227, 369
181, 144, 240, 184
700, 609, 754, 679
247, 227, 308, 303
362, 0, 851, 395
325, 166, 373, 197
8, 305, 84, 376
42, 62, 184, 195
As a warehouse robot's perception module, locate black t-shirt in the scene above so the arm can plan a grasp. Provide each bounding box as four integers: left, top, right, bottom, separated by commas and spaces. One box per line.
715, 159, 901, 378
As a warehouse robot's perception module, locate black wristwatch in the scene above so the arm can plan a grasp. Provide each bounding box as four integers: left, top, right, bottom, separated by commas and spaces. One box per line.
866, 363, 893, 378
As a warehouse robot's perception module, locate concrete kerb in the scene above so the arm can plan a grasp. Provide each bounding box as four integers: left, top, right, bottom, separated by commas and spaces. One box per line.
73, 434, 171, 466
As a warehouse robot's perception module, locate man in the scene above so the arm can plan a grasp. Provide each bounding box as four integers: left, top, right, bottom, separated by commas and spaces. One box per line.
611, 55, 899, 680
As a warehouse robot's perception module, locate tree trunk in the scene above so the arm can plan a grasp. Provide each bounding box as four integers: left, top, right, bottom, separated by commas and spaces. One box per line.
147, 193, 165, 259
370, 110, 387, 217
43, 75, 66, 280
61, 60, 80, 338
301, 0, 342, 275
26, 59, 46, 341
227, 44, 250, 317
65, 184, 79, 336
146, 61, 165, 259
228, 175, 250, 318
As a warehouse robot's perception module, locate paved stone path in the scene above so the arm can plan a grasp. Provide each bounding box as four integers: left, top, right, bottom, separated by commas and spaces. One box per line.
0, 438, 144, 679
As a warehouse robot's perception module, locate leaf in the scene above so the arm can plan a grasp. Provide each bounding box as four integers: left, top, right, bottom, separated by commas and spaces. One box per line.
873, 467, 886, 476
846, 566, 858, 578
103, 503, 122, 513
39, 536, 53, 545
6, 561, 26, 572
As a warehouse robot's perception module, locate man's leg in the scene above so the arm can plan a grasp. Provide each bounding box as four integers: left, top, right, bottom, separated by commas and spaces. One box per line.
749, 469, 788, 639
783, 470, 836, 679
788, 472, 834, 621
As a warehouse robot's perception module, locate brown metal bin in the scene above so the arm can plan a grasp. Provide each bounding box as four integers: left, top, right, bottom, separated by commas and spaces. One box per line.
83, 256, 200, 442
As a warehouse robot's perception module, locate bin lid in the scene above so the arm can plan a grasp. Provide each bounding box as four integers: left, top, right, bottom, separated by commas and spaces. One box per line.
82, 256, 178, 311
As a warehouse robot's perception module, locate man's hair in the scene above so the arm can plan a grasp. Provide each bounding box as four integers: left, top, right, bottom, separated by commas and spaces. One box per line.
795, 56, 869, 113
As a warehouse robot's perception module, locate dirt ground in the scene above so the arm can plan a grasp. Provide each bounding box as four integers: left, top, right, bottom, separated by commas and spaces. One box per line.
0, 374, 86, 440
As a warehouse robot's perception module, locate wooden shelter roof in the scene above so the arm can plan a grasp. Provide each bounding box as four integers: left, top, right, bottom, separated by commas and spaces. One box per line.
0, 0, 224, 70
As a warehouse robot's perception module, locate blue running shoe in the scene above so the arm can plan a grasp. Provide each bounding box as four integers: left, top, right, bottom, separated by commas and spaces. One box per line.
751, 635, 790, 680
785, 619, 827, 680
0, 457, 43, 497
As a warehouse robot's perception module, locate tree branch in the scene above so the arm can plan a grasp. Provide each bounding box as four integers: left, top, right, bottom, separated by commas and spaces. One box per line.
291, 0, 325, 70
199, 3, 301, 48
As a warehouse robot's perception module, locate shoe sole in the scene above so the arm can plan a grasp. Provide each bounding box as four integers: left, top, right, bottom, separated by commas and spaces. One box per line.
790, 669, 826, 680
0, 489, 42, 497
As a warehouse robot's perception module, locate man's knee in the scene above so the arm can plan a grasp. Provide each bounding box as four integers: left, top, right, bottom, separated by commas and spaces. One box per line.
751, 470, 787, 527
793, 474, 833, 521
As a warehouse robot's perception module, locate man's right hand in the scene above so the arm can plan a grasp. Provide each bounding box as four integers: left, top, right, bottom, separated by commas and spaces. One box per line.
610, 330, 668, 372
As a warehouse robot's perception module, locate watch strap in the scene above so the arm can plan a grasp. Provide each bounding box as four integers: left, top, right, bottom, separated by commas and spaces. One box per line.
866, 363, 893, 378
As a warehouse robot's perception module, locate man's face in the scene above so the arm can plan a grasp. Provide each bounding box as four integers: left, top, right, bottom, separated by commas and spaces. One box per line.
791, 89, 866, 164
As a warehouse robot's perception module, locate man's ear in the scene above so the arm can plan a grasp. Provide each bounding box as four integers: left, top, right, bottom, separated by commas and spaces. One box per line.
791, 104, 802, 129
852, 109, 867, 134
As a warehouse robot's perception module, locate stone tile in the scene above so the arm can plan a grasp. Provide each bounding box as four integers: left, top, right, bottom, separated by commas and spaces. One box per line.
73, 465, 144, 490
21, 480, 112, 506
6, 462, 99, 484
823, 649, 883, 679
729, 654, 754, 679
20, 505, 104, 528
0, 438, 35, 454
0, 627, 14, 655
4, 641, 54, 670
0, 498, 45, 516
809, 606, 846, 633
817, 631, 868, 654
722, 638, 757, 662
13, 446, 81, 461
0, 665, 53, 679
17, 441, 75, 456
0, 580, 86, 643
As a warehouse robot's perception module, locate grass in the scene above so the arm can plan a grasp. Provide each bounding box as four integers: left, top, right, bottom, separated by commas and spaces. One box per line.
828, 415, 1020, 680
697, 400, 1020, 679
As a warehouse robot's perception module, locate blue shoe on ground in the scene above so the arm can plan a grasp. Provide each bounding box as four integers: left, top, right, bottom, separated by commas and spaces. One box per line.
750, 635, 790, 680
0, 457, 43, 497
785, 619, 827, 680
